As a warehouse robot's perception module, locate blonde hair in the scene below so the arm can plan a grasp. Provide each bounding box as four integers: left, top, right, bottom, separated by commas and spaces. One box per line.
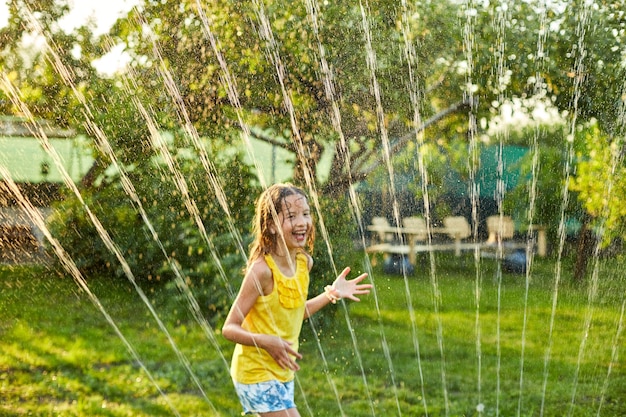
247, 183, 315, 267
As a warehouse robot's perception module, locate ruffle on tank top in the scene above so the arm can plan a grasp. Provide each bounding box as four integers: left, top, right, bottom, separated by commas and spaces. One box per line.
265, 253, 308, 309
277, 275, 305, 308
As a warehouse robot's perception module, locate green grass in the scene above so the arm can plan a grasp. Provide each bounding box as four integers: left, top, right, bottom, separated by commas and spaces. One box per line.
1, 254, 625, 416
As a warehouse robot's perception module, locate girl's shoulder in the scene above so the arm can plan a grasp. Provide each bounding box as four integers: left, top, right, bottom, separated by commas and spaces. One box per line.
250, 255, 272, 272
246, 256, 273, 285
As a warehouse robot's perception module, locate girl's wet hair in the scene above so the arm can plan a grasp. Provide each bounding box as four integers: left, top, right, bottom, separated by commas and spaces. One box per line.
248, 183, 315, 265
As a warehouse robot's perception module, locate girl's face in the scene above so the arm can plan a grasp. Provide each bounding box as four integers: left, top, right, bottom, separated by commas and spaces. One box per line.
274, 193, 312, 252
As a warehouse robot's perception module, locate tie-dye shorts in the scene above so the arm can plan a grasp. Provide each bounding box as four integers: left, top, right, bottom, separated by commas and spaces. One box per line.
233, 379, 296, 414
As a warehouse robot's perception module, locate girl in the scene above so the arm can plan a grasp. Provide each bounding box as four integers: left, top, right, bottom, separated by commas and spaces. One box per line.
222, 183, 372, 416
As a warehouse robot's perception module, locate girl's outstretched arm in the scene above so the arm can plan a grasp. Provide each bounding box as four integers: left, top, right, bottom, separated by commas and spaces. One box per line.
304, 267, 372, 318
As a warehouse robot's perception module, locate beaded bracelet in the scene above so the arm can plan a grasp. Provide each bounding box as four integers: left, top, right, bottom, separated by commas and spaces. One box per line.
324, 285, 340, 304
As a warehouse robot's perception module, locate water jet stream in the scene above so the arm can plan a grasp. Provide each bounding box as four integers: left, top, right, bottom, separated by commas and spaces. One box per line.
302, 0, 378, 414
125, 10, 248, 263
560, 3, 592, 415
490, 2, 511, 414
192, 2, 271, 190
398, 0, 439, 414
130, 95, 236, 298
462, 1, 479, 415
5, 8, 239, 407
505, 0, 540, 413
359, 0, 415, 414
531, 3, 558, 417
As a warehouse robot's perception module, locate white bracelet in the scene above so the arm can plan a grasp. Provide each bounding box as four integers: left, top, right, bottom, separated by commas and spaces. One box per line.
324, 285, 340, 304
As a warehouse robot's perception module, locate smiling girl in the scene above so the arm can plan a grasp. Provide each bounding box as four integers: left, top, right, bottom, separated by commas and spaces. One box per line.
222, 183, 371, 416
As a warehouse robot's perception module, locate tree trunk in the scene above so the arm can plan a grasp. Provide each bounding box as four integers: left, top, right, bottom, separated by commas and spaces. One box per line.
80, 156, 107, 189
573, 216, 594, 283
292, 136, 322, 189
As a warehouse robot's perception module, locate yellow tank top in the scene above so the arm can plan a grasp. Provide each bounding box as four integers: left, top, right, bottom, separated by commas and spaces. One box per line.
230, 252, 309, 384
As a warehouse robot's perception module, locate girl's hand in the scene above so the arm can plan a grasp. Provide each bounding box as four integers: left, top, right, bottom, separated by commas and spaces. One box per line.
260, 334, 302, 371
332, 267, 372, 302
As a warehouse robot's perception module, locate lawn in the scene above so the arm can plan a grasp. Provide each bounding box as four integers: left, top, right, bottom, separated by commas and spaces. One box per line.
1, 253, 625, 416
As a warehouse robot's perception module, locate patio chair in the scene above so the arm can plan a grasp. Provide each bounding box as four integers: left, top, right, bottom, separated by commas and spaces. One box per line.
402, 216, 427, 243
443, 216, 472, 240
486, 215, 515, 244
370, 216, 394, 243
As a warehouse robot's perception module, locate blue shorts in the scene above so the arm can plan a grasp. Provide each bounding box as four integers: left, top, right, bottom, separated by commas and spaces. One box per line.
233, 380, 296, 415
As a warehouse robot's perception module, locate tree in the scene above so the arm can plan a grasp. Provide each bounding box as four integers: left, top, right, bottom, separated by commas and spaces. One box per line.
572, 122, 626, 241
569, 121, 626, 281
106, 0, 475, 196
4, 1, 624, 197
1, 1, 82, 121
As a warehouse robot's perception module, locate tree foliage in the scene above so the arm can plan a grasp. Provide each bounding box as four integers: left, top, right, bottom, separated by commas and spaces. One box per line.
570, 121, 626, 245
105, 0, 474, 193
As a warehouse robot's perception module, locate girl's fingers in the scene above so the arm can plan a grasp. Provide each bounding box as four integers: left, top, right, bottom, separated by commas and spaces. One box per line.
339, 267, 351, 279
352, 272, 369, 283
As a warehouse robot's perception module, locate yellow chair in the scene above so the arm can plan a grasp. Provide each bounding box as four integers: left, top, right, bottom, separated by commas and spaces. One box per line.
443, 216, 472, 240
402, 216, 427, 242
486, 215, 514, 244
443, 216, 472, 256
370, 216, 394, 243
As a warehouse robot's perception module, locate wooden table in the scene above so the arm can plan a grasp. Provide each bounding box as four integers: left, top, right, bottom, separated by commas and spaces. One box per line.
366, 224, 471, 264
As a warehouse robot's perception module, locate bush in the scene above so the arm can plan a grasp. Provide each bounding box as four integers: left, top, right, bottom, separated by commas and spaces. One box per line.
47, 138, 259, 323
